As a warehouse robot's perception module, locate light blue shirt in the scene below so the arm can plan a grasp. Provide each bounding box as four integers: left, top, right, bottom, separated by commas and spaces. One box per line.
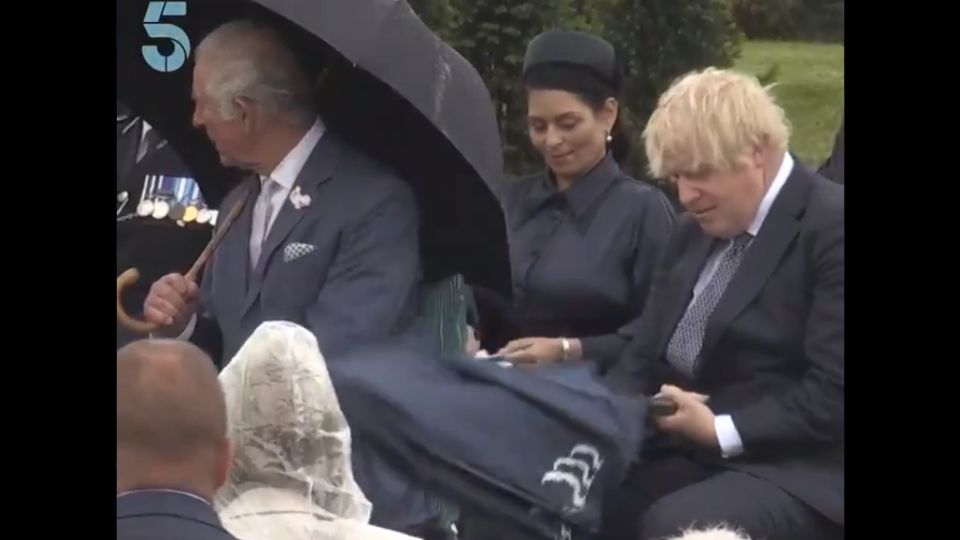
703, 153, 793, 458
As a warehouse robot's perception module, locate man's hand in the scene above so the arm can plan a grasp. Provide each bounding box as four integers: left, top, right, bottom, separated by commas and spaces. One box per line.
143, 273, 200, 336
498, 337, 565, 365
654, 384, 718, 448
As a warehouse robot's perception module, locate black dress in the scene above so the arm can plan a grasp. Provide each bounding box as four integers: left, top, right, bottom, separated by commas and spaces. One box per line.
478, 153, 676, 369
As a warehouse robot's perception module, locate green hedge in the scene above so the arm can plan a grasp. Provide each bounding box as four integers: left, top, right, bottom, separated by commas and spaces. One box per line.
408, 0, 743, 183
732, 0, 844, 43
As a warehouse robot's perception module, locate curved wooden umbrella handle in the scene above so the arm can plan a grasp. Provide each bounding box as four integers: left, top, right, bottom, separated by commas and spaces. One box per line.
116, 182, 255, 334
117, 268, 158, 334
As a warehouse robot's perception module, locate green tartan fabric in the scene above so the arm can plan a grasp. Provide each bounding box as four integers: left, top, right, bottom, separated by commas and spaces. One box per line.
416, 274, 476, 357
412, 274, 477, 532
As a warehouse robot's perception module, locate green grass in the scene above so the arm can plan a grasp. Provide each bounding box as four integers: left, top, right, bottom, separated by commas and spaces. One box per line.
734, 40, 844, 167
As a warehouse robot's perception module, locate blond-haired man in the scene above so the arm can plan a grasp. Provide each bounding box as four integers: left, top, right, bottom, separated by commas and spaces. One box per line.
604, 68, 843, 540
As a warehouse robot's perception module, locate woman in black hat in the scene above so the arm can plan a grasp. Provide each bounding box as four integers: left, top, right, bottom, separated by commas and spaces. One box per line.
488, 30, 676, 369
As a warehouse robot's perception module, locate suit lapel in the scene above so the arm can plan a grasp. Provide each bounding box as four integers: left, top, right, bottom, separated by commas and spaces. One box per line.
655, 231, 717, 358
696, 165, 814, 369
117, 119, 142, 191
242, 134, 343, 316
222, 176, 257, 295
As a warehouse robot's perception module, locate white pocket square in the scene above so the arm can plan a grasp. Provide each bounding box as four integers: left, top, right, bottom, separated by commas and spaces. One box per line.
283, 242, 317, 262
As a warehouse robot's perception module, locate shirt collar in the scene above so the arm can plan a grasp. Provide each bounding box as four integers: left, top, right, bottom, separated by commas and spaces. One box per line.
747, 152, 793, 236
117, 488, 211, 506
562, 152, 621, 218
526, 152, 621, 220
261, 117, 326, 191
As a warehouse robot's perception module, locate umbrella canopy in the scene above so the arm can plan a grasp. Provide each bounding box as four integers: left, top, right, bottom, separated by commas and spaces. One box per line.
117, 0, 511, 296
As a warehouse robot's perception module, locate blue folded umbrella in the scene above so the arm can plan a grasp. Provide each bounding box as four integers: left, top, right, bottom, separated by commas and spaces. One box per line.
329, 346, 646, 538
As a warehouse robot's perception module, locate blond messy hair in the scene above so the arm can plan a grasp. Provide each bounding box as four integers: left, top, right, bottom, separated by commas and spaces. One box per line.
643, 67, 790, 179
664, 524, 752, 540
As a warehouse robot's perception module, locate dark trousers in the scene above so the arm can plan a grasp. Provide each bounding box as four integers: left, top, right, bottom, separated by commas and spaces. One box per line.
599, 455, 842, 540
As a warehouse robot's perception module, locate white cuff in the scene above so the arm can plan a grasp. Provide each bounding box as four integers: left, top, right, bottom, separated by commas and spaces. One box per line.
150, 313, 197, 341
715, 414, 744, 458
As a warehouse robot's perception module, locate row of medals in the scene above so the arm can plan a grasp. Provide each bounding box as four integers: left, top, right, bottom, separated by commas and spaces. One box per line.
132, 175, 219, 227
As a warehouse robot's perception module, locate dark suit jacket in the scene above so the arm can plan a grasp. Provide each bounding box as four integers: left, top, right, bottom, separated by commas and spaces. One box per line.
117, 115, 138, 191
190, 130, 422, 364
607, 160, 844, 527
117, 118, 211, 349
117, 491, 237, 540
819, 116, 844, 185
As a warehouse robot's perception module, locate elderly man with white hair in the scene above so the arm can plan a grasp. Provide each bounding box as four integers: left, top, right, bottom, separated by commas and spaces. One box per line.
603, 68, 844, 540
140, 18, 440, 536
142, 19, 422, 365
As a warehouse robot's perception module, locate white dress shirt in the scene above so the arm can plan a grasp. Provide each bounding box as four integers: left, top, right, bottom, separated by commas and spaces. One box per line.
701, 153, 794, 458
249, 118, 326, 266
122, 119, 157, 163
138, 122, 153, 162
166, 117, 326, 342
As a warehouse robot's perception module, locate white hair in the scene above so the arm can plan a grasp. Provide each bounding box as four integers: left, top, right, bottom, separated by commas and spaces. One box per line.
195, 20, 315, 125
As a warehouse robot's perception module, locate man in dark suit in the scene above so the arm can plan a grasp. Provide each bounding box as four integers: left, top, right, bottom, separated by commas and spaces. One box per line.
117, 104, 212, 349
143, 19, 422, 364
819, 114, 844, 184
602, 68, 843, 540
117, 339, 236, 540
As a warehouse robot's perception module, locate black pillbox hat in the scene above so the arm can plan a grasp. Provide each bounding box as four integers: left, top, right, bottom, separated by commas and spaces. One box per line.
522, 29, 619, 87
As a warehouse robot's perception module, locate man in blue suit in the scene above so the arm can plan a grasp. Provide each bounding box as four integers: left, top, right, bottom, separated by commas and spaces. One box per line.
144, 19, 422, 365
117, 339, 237, 540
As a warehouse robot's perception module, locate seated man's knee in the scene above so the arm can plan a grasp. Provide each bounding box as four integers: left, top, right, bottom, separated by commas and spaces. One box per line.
640, 495, 735, 540
641, 495, 694, 539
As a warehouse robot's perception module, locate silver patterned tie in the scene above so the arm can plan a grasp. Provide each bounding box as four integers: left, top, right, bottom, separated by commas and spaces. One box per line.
665, 233, 753, 375
250, 178, 281, 267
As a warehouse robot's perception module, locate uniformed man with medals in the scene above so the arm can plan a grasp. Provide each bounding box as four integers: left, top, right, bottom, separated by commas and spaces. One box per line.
117, 103, 215, 347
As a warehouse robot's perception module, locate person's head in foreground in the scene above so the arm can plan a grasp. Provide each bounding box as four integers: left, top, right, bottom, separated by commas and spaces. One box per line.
117, 339, 231, 502
666, 524, 752, 540
643, 67, 791, 239
215, 321, 419, 539
190, 18, 316, 173
522, 29, 628, 184
215, 321, 372, 524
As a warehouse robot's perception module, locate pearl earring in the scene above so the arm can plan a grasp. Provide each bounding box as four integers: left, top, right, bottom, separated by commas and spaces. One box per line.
606, 131, 613, 143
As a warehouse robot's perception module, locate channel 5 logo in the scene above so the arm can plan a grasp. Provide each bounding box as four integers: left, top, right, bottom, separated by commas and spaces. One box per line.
142, 1, 191, 73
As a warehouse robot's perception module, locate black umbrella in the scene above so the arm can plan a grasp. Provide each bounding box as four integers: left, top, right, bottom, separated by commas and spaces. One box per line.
116, 0, 511, 297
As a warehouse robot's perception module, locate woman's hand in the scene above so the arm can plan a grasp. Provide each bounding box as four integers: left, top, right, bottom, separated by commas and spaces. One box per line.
497, 337, 581, 365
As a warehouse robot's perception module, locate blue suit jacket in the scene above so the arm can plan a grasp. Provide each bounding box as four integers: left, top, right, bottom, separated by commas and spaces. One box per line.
117, 491, 236, 540
192, 130, 422, 364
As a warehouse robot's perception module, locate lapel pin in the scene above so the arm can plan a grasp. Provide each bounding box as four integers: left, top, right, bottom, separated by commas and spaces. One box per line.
289, 186, 311, 210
